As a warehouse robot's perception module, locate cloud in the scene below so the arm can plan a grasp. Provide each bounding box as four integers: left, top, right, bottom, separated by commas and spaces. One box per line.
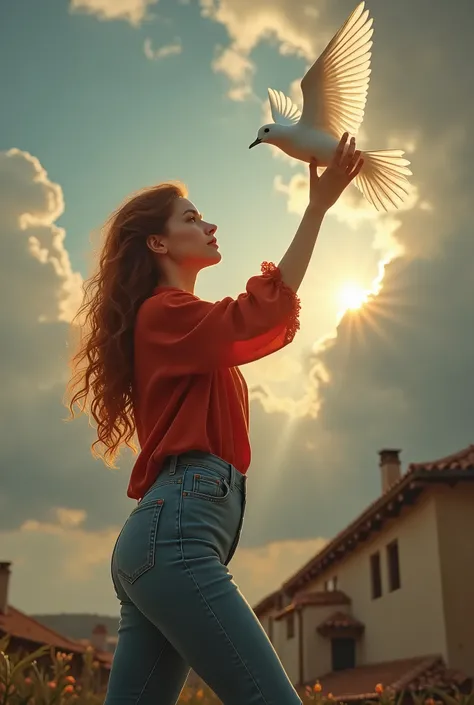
69, 0, 159, 26
199, 0, 337, 99
1, 513, 325, 612
0, 149, 132, 535
200, 0, 320, 58
211, 46, 255, 101
231, 537, 328, 605
202, 0, 474, 555
143, 38, 182, 61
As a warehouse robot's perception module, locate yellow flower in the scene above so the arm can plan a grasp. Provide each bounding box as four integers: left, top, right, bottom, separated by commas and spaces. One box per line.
314, 682, 322, 693
375, 684, 384, 694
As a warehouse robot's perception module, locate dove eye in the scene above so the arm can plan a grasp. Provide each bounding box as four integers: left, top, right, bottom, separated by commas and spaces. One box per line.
264, 128, 270, 133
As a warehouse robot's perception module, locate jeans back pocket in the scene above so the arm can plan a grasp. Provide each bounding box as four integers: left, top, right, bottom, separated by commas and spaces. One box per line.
116, 499, 164, 585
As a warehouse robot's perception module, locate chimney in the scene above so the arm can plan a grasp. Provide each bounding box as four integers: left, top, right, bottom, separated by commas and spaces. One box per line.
0, 562, 12, 615
91, 623, 108, 652
379, 449, 401, 493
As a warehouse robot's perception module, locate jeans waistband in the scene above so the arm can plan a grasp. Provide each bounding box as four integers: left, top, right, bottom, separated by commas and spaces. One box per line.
163, 451, 246, 493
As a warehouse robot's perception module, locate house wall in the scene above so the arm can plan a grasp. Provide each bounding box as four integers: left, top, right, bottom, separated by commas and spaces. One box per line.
301, 604, 360, 683
302, 493, 448, 668
257, 609, 301, 682
273, 613, 300, 684
434, 484, 474, 677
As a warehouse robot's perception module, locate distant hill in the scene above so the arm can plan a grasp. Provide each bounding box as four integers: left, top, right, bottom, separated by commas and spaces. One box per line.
31, 613, 202, 686
31, 613, 120, 642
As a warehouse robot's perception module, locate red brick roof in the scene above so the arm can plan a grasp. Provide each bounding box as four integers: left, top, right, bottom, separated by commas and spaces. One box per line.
0, 605, 87, 653
301, 655, 469, 701
253, 590, 281, 617
409, 445, 474, 472
0, 606, 113, 669
317, 611, 364, 634
275, 591, 350, 620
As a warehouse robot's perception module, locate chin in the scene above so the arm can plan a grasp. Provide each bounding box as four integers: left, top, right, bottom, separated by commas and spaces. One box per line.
209, 250, 222, 264
201, 250, 222, 268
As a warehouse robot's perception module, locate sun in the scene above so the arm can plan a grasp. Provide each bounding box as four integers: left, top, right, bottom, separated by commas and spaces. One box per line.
339, 283, 368, 313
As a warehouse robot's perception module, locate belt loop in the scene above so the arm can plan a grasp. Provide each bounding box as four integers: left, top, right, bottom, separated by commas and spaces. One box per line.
168, 455, 178, 476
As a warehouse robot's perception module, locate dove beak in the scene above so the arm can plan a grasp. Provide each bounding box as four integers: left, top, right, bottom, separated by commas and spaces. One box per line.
249, 138, 262, 149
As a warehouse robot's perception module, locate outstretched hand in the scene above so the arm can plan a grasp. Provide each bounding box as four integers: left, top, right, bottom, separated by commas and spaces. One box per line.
309, 133, 364, 212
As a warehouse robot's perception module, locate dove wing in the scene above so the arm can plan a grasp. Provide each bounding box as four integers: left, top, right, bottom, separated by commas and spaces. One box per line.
268, 88, 302, 126
299, 2, 373, 137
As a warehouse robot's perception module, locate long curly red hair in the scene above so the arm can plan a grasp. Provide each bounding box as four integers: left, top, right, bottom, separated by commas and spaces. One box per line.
65, 181, 186, 467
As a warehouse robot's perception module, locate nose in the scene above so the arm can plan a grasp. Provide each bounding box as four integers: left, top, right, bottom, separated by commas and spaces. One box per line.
205, 222, 217, 236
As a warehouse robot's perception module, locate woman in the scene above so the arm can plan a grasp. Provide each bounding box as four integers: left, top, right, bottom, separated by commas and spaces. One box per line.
67, 133, 362, 705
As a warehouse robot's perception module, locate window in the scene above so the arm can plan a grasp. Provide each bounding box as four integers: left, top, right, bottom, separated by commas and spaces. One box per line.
325, 576, 338, 592
387, 540, 401, 591
331, 638, 356, 671
287, 613, 295, 639
370, 552, 382, 599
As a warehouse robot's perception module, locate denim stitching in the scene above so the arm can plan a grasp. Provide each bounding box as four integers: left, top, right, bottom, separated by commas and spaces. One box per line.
134, 639, 168, 705
118, 502, 163, 584
177, 485, 270, 705
186, 475, 231, 504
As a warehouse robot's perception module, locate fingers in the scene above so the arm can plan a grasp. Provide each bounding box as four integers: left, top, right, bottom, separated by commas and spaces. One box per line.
346, 148, 361, 173
333, 132, 349, 166
344, 137, 356, 166
334, 133, 364, 180
348, 154, 365, 181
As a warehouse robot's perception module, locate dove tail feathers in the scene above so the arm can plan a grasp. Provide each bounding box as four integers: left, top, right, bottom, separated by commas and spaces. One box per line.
355, 150, 412, 210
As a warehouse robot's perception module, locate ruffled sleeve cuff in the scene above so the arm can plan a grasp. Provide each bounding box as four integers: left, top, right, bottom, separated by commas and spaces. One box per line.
260, 261, 301, 345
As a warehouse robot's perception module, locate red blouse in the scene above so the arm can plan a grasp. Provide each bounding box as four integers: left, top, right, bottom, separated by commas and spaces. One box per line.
128, 262, 300, 499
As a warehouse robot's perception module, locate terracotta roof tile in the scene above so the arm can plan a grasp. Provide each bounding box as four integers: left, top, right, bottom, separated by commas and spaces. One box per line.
408, 444, 474, 473
317, 611, 364, 633
301, 655, 469, 701
253, 590, 281, 617
0, 605, 113, 669
275, 591, 351, 620
0, 605, 86, 653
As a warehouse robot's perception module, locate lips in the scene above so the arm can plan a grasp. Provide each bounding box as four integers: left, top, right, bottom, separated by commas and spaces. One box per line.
208, 238, 218, 248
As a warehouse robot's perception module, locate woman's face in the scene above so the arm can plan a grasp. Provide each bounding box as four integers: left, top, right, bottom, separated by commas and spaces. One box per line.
148, 197, 221, 269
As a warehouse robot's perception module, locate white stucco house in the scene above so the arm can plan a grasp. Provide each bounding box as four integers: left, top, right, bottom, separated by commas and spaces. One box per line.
253, 446, 474, 700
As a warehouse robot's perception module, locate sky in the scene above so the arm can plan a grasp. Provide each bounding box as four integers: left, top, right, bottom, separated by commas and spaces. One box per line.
1, 0, 473, 618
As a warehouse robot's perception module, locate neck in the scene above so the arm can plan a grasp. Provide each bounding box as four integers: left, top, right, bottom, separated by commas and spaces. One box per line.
158, 263, 198, 294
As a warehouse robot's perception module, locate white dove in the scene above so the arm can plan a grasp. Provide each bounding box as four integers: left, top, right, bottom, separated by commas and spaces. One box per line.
249, 2, 412, 211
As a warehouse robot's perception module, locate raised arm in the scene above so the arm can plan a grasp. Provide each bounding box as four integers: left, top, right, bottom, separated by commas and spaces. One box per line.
137, 134, 362, 374
278, 133, 363, 292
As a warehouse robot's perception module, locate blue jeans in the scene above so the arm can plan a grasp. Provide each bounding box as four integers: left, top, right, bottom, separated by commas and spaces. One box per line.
105, 451, 301, 705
